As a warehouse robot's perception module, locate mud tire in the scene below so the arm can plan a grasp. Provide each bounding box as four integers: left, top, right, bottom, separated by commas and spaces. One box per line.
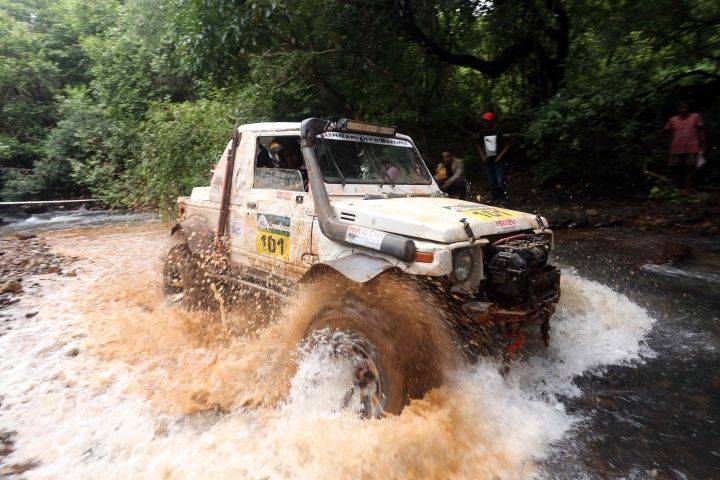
162, 240, 216, 310
304, 295, 446, 416
162, 243, 187, 295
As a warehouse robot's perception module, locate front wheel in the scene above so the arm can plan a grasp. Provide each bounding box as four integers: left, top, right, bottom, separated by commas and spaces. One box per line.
299, 287, 455, 417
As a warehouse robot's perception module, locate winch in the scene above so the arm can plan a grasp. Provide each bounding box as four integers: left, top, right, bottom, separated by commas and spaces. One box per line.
484, 234, 560, 308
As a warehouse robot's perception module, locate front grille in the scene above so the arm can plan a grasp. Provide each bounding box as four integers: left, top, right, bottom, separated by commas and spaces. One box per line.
340, 212, 356, 222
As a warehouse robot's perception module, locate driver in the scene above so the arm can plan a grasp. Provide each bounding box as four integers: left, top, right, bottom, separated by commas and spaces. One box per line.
268, 139, 308, 188
269, 139, 301, 169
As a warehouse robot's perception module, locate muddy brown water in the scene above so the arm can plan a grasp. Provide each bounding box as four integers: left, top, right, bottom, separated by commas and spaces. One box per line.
0, 211, 715, 479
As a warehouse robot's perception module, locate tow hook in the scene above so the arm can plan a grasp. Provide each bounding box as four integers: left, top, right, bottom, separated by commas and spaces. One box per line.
459, 218, 476, 243
505, 327, 525, 359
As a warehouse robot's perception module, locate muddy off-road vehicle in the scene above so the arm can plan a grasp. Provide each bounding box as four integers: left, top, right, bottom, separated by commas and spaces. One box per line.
164, 118, 560, 417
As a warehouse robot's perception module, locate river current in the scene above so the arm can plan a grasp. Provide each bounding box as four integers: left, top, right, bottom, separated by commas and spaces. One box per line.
0, 210, 717, 479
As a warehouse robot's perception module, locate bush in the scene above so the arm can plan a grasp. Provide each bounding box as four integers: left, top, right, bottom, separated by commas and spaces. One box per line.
139, 98, 235, 209
139, 87, 274, 209
521, 75, 657, 196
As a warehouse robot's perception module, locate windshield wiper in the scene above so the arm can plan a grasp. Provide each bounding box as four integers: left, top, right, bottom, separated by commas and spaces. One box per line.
319, 134, 346, 186
360, 142, 395, 188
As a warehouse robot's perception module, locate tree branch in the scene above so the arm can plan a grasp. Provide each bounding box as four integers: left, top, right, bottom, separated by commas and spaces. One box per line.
394, 0, 536, 78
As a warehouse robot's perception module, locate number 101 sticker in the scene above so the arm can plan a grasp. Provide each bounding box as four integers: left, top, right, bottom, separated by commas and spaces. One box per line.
255, 230, 289, 260
255, 214, 291, 261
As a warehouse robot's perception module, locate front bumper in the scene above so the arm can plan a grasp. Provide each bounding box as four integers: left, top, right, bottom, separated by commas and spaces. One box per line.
461, 264, 561, 355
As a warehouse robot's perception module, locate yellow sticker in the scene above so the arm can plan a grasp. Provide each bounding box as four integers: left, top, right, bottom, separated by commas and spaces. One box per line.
445, 205, 518, 220
255, 230, 290, 260
465, 208, 517, 220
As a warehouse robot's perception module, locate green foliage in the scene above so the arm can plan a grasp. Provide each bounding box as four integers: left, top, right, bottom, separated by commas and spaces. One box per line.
522, 73, 653, 194
0, 0, 718, 206
0, 8, 59, 167
140, 97, 230, 208
648, 184, 698, 205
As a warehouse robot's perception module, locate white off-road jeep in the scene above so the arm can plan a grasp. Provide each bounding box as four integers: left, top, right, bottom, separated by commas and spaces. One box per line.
164, 118, 560, 417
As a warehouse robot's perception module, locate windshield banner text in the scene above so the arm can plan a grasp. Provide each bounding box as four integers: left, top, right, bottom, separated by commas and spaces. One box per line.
318, 131, 413, 148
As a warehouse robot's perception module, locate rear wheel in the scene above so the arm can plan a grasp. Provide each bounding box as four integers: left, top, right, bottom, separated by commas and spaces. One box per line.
162, 239, 216, 309
162, 243, 187, 295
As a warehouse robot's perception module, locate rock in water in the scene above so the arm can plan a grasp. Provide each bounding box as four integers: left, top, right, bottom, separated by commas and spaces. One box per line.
14, 232, 37, 240
0, 281, 22, 294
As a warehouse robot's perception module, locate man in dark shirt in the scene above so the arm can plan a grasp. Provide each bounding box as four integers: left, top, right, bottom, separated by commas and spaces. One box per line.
477, 112, 511, 202
439, 151, 467, 199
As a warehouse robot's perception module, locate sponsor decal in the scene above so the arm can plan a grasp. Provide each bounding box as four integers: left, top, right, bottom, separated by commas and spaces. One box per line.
230, 220, 243, 235
345, 225, 386, 250
276, 191, 291, 201
444, 204, 519, 221
495, 218, 518, 232
318, 131, 413, 148
255, 214, 291, 260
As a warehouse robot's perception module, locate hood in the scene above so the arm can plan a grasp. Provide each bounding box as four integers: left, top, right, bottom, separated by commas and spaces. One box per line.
332, 196, 542, 243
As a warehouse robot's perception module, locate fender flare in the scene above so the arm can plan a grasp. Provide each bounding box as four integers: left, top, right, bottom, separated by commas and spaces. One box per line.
300, 253, 399, 284
170, 215, 214, 256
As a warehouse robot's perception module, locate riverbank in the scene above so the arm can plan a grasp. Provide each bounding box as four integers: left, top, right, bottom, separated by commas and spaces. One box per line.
499, 190, 720, 236
0, 234, 77, 310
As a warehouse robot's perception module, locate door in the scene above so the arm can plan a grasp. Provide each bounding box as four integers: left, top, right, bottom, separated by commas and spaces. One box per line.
229, 133, 316, 281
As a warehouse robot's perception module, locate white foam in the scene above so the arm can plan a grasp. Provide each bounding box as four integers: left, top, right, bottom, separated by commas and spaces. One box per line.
642, 262, 720, 283
507, 272, 656, 398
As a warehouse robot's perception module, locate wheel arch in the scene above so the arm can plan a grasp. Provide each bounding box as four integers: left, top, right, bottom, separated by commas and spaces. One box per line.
299, 253, 401, 284
170, 214, 215, 256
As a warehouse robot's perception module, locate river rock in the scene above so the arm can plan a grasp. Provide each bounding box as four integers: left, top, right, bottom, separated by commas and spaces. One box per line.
655, 241, 692, 264
14, 232, 37, 240
0, 281, 22, 294
546, 208, 575, 229
66, 347, 80, 357
0, 460, 39, 476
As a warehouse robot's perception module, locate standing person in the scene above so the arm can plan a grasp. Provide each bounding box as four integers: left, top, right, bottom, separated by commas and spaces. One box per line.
477, 112, 511, 202
665, 102, 705, 194
438, 151, 467, 199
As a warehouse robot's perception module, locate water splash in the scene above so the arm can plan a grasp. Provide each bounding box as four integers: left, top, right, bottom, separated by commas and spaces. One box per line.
0, 225, 656, 479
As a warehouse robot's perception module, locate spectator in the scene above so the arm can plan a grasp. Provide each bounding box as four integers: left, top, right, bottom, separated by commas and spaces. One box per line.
434, 161, 447, 184
665, 102, 705, 194
382, 158, 400, 181
438, 151, 467, 199
477, 112, 511, 202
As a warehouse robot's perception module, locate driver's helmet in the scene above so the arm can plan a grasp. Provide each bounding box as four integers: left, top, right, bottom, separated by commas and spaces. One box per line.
267, 140, 286, 167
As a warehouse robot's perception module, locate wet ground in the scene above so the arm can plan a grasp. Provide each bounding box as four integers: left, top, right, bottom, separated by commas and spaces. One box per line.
0, 209, 717, 479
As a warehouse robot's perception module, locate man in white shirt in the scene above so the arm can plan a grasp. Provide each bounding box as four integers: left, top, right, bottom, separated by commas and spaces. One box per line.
477, 112, 511, 202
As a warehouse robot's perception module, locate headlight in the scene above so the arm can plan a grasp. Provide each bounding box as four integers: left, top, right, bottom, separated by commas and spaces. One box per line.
453, 249, 474, 282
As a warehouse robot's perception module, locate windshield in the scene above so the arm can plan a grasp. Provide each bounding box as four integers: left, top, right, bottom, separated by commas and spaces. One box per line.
315, 132, 432, 185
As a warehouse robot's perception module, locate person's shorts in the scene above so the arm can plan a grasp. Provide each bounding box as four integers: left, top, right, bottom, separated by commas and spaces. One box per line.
668, 152, 698, 167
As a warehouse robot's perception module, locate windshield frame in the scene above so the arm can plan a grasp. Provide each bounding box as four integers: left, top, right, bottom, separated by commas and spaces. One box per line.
314, 132, 434, 186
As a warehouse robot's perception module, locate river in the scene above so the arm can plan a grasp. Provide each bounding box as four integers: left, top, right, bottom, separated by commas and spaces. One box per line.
0, 209, 717, 479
